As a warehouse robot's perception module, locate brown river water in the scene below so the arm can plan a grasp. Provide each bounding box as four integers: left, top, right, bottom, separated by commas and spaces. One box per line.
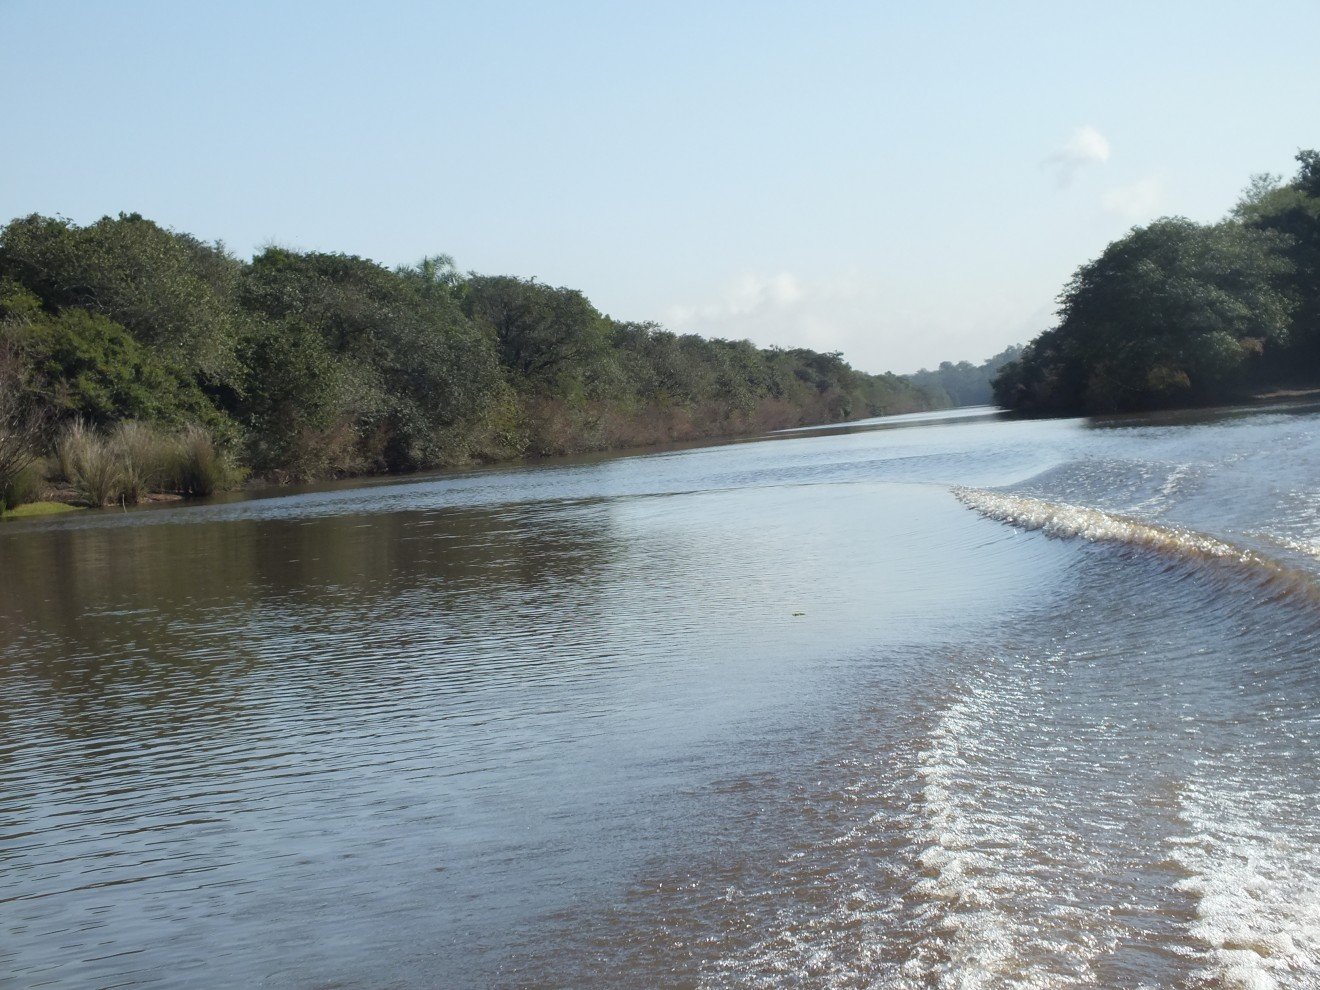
2, 404, 1318, 989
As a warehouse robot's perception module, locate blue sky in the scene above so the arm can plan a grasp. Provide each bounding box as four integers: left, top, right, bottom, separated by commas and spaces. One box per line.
2, 1, 1317, 372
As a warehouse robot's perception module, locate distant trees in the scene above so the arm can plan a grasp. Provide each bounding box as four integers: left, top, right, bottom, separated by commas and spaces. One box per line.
907, 346, 1022, 407
0, 212, 935, 495
995, 151, 1318, 414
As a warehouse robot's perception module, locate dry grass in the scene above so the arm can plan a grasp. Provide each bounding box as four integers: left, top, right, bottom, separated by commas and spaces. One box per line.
169, 425, 233, 495
59, 420, 124, 506
111, 422, 170, 502
57, 420, 241, 506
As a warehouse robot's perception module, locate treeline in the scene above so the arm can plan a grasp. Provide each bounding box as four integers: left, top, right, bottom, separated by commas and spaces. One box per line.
907, 345, 1023, 407
0, 212, 935, 507
994, 150, 1320, 414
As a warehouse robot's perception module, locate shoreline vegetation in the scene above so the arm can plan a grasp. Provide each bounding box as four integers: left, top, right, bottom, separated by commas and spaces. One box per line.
0, 213, 954, 516
993, 149, 1320, 415
6, 149, 1313, 518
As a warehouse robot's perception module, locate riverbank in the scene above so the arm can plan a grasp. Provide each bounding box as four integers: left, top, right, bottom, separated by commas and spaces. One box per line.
1, 212, 940, 495
1252, 386, 1320, 401
993, 386, 1320, 423
4, 401, 939, 518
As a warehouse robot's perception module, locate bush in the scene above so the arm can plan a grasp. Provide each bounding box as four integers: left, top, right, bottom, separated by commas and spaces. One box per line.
1, 459, 45, 511
0, 340, 50, 508
55, 418, 90, 483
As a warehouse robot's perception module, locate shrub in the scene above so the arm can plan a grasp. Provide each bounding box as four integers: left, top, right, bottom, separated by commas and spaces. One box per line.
56, 420, 243, 505
0, 341, 50, 508
1, 459, 45, 511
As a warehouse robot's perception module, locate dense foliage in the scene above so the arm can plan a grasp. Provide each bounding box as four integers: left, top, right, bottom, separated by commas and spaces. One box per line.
994, 151, 1320, 414
0, 213, 935, 500
906, 346, 1023, 407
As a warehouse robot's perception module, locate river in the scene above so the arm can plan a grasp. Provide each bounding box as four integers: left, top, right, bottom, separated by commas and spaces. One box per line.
2, 403, 1318, 989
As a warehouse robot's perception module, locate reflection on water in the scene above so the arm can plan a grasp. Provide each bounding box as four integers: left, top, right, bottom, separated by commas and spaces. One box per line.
2, 402, 1318, 988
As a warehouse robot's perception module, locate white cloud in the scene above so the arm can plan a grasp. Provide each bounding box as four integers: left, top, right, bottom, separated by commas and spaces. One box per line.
1103, 176, 1163, 220
666, 268, 883, 360
667, 271, 805, 324
1045, 125, 1111, 187
663, 268, 1031, 373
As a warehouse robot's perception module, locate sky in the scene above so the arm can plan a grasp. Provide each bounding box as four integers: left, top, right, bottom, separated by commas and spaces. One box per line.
1, 1, 1317, 374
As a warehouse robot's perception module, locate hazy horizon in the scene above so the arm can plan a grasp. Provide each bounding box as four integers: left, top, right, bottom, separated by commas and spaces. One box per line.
2, 0, 1316, 374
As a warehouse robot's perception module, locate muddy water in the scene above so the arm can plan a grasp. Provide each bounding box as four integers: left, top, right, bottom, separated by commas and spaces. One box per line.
2, 404, 1317, 988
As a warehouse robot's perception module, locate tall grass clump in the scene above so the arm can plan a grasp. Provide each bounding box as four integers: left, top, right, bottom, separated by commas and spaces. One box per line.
110, 421, 170, 502
56, 419, 91, 484
57, 421, 241, 506
167, 425, 241, 496
58, 420, 123, 506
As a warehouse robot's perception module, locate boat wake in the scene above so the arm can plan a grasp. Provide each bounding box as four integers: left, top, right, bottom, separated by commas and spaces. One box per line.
1171, 771, 1320, 990
952, 488, 1320, 605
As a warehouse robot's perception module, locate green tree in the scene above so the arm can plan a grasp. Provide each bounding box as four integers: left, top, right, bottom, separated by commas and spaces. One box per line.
0, 213, 246, 386
242, 248, 500, 471
1236, 150, 1320, 370
0, 208, 940, 484
0, 283, 209, 425
997, 218, 1293, 413
907, 346, 1021, 407
232, 317, 359, 478
396, 254, 464, 295
0, 341, 50, 509
463, 276, 610, 392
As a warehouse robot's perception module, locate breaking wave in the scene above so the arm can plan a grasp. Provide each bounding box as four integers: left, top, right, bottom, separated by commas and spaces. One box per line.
953, 488, 1320, 604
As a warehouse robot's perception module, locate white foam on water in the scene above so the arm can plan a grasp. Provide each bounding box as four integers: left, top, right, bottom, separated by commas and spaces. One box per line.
697, 650, 1144, 989
953, 488, 1320, 605
697, 886, 895, 990
895, 665, 1122, 990
1171, 776, 1320, 990
696, 689, 1024, 989
955, 488, 1246, 561
1128, 462, 1196, 517
695, 770, 914, 989
1256, 531, 1320, 562
905, 690, 1036, 988
697, 623, 1320, 989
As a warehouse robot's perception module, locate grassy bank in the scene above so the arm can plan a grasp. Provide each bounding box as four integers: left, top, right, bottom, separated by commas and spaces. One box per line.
0, 419, 242, 516
1, 500, 82, 520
